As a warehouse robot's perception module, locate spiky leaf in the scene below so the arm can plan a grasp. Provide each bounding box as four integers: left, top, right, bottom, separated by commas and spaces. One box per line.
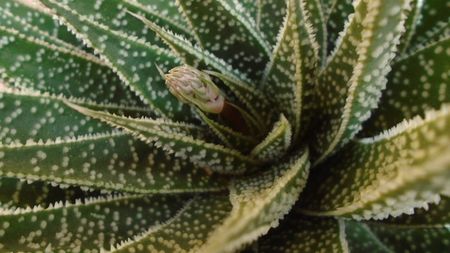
199, 150, 309, 252
40, 0, 193, 121
263, 0, 320, 140
0, 194, 189, 252
67, 103, 261, 174
176, 0, 271, 79
0, 26, 142, 107
250, 115, 292, 162
257, 214, 349, 252
363, 36, 450, 135
110, 194, 232, 253
367, 197, 450, 252
300, 106, 450, 220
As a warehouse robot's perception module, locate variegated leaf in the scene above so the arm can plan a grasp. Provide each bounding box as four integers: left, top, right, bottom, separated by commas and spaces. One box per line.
0, 26, 143, 107
300, 105, 450, 220
0, 176, 100, 209
66, 103, 261, 174
199, 150, 310, 253
256, 214, 349, 253
312, 0, 411, 162
0, 194, 189, 252
176, 0, 271, 80
39, 0, 193, 121
263, 0, 320, 141
363, 36, 450, 136
366, 197, 450, 252
250, 115, 292, 163
109, 194, 232, 253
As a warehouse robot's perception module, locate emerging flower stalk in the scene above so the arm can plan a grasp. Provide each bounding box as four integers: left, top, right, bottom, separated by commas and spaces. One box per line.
163, 65, 225, 114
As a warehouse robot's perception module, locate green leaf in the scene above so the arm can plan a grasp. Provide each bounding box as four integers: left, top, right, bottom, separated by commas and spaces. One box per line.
324, 0, 353, 53
257, 0, 287, 47
365, 197, 450, 252
363, 37, 450, 136
380, 196, 450, 226
199, 150, 310, 253
0, 176, 99, 209
66, 103, 261, 174
0, 26, 143, 107
345, 221, 392, 253
0, 194, 189, 252
312, 0, 412, 162
239, 0, 258, 21
0, 130, 226, 194
131, 12, 253, 85
0, 0, 85, 50
110, 194, 232, 253
195, 109, 257, 152
263, 0, 320, 141
304, 0, 327, 64
300, 105, 450, 220
48, 0, 195, 49
409, 0, 450, 50
176, 0, 271, 80
0, 90, 112, 143
40, 0, 193, 121
250, 115, 292, 163
256, 214, 349, 253
396, 0, 423, 55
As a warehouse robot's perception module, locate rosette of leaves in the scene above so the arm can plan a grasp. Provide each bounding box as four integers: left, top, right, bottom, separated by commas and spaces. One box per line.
0, 0, 449, 252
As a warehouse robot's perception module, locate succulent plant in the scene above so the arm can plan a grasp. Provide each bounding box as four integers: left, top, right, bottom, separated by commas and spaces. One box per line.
0, 0, 449, 252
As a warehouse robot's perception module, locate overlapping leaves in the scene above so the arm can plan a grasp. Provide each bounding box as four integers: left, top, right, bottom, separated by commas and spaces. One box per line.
0, 0, 449, 252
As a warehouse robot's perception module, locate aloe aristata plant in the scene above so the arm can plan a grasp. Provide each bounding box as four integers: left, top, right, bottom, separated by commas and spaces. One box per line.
0, 0, 449, 252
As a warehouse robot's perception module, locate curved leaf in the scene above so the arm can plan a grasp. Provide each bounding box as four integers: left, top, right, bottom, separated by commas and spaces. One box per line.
263, 0, 320, 140
300, 105, 450, 220
312, 0, 412, 162
250, 115, 292, 163
257, 0, 287, 47
366, 198, 450, 252
257, 214, 349, 253
344, 221, 392, 253
110, 194, 232, 253
0, 176, 99, 209
0, 194, 189, 252
49, 0, 195, 49
363, 37, 450, 136
409, 0, 450, 49
176, 0, 271, 80
199, 149, 310, 253
66, 102, 261, 174
324, 0, 353, 54
0, 0, 85, 50
40, 0, 193, 121
0, 26, 142, 107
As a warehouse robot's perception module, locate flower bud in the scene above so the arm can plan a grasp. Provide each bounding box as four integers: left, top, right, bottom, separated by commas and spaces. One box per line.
164, 65, 225, 114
